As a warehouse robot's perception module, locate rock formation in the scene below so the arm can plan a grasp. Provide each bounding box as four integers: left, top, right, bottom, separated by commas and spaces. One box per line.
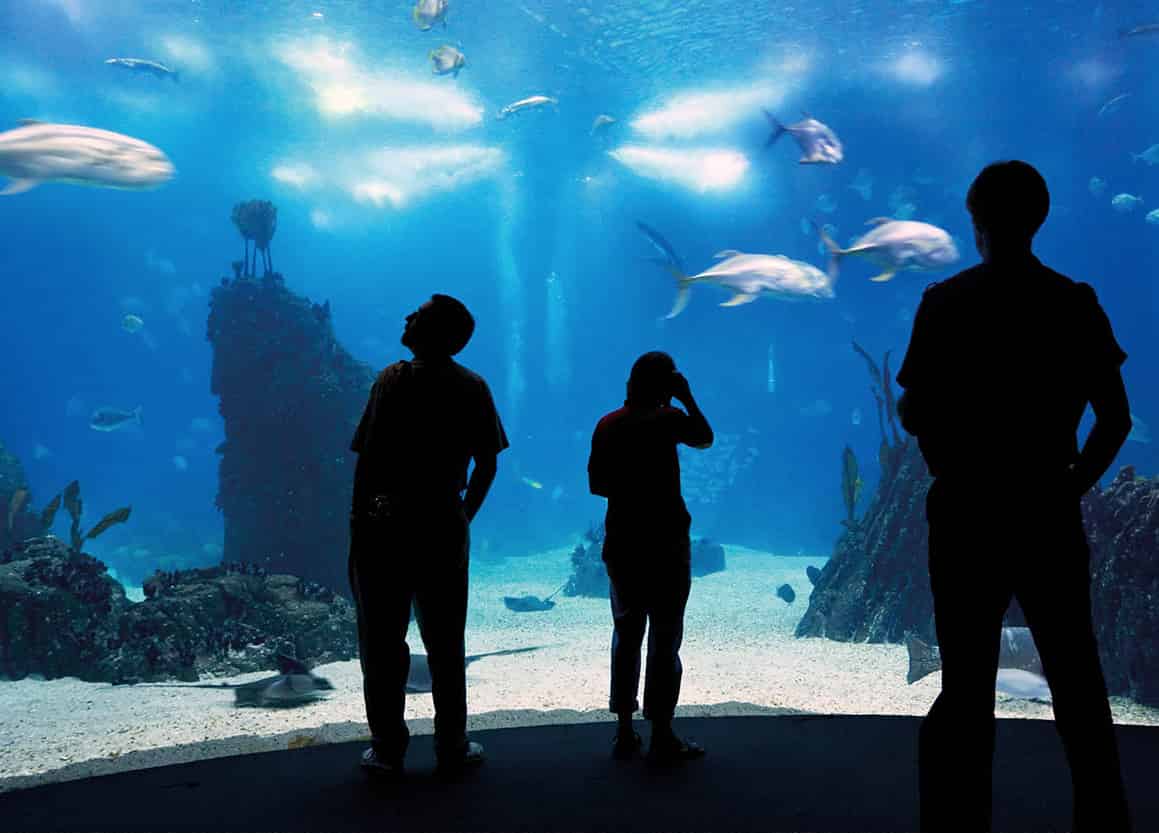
564, 524, 728, 597
207, 272, 375, 595
0, 536, 356, 683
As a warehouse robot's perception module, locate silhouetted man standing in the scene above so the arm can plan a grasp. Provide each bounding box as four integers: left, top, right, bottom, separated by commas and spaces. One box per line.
349, 294, 508, 778
589, 351, 713, 762
897, 161, 1132, 831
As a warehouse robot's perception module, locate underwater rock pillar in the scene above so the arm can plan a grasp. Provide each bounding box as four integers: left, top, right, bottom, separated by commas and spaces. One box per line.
496, 176, 526, 435
207, 272, 375, 596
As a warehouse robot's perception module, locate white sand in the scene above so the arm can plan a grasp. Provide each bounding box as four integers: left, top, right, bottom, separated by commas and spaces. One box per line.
2, 546, 1155, 793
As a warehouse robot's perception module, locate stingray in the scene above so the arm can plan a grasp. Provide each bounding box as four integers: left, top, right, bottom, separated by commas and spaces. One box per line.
503, 582, 566, 613
407, 646, 547, 693
127, 653, 334, 708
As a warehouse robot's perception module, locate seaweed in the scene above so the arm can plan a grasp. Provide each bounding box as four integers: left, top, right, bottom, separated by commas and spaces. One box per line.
84, 506, 132, 541
841, 444, 862, 525
39, 492, 61, 530
22, 481, 132, 552
7, 488, 28, 533
852, 339, 904, 473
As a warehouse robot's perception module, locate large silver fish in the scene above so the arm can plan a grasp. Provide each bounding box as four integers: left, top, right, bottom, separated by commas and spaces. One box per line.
665, 250, 835, 319
413, 0, 448, 30
764, 110, 843, 164
90, 406, 142, 432
496, 95, 557, 120
105, 57, 179, 81
818, 217, 958, 283
0, 121, 174, 195
907, 627, 1051, 701
429, 44, 466, 77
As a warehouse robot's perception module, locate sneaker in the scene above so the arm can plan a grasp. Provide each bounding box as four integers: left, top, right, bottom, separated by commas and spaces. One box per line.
647, 734, 706, 763
360, 747, 403, 778
612, 731, 643, 760
436, 740, 486, 775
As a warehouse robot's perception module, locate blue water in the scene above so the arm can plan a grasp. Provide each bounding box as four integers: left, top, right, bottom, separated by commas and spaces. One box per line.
2, 0, 1157, 587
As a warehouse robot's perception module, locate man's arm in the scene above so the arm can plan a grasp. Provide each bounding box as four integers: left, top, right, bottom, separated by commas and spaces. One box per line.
896, 290, 937, 437
463, 454, 498, 522
1070, 368, 1132, 496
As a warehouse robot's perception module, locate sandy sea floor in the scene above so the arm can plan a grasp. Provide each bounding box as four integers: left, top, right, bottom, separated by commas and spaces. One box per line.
2, 545, 1156, 792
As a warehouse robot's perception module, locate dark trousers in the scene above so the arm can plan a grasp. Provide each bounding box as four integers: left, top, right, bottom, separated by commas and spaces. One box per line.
606, 555, 692, 722
348, 506, 470, 762
918, 482, 1129, 832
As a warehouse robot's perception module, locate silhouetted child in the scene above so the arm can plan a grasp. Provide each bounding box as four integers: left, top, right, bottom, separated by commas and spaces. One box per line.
898, 161, 1132, 831
588, 351, 713, 762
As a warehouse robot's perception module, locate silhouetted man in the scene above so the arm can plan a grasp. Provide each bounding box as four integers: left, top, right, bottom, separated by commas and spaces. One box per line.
349, 294, 508, 778
588, 351, 713, 762
897, 161, 1132, 831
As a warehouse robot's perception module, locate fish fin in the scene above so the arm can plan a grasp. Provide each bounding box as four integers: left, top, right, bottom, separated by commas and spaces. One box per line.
870, 270, 897, 283
713, 249, 743, 259
1, 179, 38, 195
665, 267, 694, 319
812, 219, 843, 280
720, 292, 758, 308
866, 216, 893, 226
762, 109, 786, 148
17, 118, 44, 126
906, 636, 940, 684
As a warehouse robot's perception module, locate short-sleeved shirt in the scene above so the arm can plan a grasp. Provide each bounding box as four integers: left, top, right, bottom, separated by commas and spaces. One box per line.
351, 358, 508, 508
896, 255, 1126, 482
588, 405, 707, 559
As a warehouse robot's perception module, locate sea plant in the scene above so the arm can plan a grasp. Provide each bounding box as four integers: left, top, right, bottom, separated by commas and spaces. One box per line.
852, 339, 904, 474
5, 479, 132, 553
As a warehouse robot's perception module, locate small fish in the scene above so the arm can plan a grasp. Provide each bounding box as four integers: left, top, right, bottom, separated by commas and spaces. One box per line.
635, 220, 686, 274
1132, 144, 1159, 165
550, 484, 564, 501
1147, 209, 1159, 225
1098, 93, 1131, 119
90, 406, 142, 432
412, 0, 448, 30
0, 121, 174, 195
173, 455, 189, 472
849, 168, 873, 200
1088, 176, 1107, 197
776, 583, 796, 604
906, 628, 1050, 701
429, 44, 466, 77
104, 58, 179, 81
806, 565, 821, 585
663, 250, 835, 318
763, 110, 844, 164
851, 407, 862, 426
33, 443, 51, 460
1120, 23, 1159, 38
122, 314, 144, 334
496, 95, 558, 120
1111, 193, 1143, 213
521, 476, 544, 490
817, 217, 959, 283
590, 114, 617, 135
1128, 412, 1151, 444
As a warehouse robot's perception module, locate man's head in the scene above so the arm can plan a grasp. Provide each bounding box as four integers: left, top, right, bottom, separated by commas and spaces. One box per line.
401, 294, 475, 358
626, 351, 676, 407
966, 160, 1050, 259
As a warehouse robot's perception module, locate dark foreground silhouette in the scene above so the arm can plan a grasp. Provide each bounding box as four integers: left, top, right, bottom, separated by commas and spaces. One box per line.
348, 293, 508, 777
897, 160, 1133, 831
589, 351, 714, 761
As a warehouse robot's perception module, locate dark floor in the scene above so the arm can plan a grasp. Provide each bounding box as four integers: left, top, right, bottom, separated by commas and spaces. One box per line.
1, 715, 1154, 832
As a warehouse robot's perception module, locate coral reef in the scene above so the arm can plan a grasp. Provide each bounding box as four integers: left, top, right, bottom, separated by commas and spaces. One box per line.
207, 269, 376, 595
564, 525, 728, 597
230, 200, 278, 278
797, 448, 1159, 707
0, 537, 356, 683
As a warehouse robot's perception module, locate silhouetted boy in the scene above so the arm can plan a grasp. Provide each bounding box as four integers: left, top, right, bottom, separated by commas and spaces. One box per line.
897, 161, 1132, 831
349, 294, 508, 778
588, 351, 713, 761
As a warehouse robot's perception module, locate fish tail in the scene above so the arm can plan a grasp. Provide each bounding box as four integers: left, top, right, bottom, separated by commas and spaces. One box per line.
812, 219, 843, 280
905, 635, 941, 684
664, 264, 694, 319
762, 109, 786, 148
